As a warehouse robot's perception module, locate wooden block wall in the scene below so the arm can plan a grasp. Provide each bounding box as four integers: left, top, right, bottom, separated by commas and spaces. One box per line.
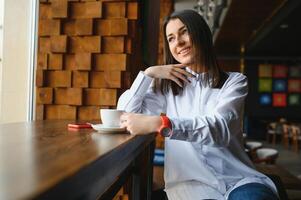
157, 0, 173, 65
36, 0, 140, 120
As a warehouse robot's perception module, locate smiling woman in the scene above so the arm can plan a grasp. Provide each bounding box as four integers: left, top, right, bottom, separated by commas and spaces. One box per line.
117, 9, 280, 200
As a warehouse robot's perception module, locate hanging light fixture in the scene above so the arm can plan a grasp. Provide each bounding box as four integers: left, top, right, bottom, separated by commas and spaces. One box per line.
195, 0, 228, 34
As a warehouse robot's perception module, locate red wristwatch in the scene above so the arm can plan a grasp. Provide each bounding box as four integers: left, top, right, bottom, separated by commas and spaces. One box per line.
158, 116, 172, 137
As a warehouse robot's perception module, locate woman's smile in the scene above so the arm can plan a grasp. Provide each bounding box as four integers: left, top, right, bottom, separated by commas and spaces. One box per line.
178, 47, 191, 56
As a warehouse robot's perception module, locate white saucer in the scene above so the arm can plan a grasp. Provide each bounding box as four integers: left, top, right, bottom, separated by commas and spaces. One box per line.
91, 124, 126, 133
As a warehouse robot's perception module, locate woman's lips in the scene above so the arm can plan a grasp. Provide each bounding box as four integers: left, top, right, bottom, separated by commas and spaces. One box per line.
178, 47, 190, 55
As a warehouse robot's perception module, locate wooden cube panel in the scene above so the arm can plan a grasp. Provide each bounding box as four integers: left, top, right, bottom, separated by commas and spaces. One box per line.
127, 2, 138, 20
36, 70, 45, 87
39, 19, 60, 36
62, 20, 76, 35
48, 53, 63, 70
128, 20, 138, 38
54, 88, 82, 105
75, 53, 91, 70
37, 53, 48, 69
70, 2, 102, 19
45, 105, 76, 120
50, 35, 67, 52
36, 87, 53, 104
51, 0, 68, 18
95, 20, 110, 35
111, 19, 128, 36
70, 36, 101, 53
90, 71, 121, 88
94, 54, 127, 71
75, 19, 93, 35
65, 54, 76, 70
84, 89, 116, 106
78, 106, 100, 121
39, 37, 51, 53
122, 71, 132, 89
102, 37, 124, 53
39, 3, 51, 19
36, 105, 44, 120
126, 37, 132, 54
46, 71, 72, 87
72, 71, 89, 88
37, 0, 140, 121
103, 2, 126, 19
96, 19, 128, 36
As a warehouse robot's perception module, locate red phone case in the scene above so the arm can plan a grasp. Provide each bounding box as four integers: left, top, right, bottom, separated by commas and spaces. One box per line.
68, 123, 92, 129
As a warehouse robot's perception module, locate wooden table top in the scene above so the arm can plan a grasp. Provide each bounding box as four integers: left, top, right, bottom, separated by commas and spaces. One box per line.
0, 120, 154, 200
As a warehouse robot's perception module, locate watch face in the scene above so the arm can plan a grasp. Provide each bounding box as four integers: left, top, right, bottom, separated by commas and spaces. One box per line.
161, 127, 171, 137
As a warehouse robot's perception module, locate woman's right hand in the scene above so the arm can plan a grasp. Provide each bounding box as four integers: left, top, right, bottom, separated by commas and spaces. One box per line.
144, 64, 194, 87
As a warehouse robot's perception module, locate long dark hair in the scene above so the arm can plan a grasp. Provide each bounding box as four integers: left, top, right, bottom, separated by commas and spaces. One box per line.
155, 9, 221, 95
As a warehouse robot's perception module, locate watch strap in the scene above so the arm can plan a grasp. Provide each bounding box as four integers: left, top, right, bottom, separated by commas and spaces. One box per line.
158, 116, 172, 137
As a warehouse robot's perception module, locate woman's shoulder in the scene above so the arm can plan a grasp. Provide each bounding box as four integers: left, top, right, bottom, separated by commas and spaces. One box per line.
221, 72, 248, 89
227, 72, 247, 83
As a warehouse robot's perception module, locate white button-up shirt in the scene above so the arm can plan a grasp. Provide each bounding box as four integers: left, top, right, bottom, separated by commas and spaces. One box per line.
117, 70, 278, 200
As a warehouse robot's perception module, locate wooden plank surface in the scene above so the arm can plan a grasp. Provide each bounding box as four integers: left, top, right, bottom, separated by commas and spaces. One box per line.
0, 121, 154, 200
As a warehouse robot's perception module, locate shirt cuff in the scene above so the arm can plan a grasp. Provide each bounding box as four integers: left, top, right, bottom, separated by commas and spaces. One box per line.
130, 71, 153, 96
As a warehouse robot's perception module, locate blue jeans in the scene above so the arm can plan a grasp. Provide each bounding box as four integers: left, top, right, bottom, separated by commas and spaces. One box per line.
228, 183, 279, 200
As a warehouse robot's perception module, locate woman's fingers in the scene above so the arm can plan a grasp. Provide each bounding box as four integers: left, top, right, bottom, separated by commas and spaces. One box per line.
120, 113, 128, 121
169, 76, 183, 87
173, 67, 194, 78
171, 71, 190, 84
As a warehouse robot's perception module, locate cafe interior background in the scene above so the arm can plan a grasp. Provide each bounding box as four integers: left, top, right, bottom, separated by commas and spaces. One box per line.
0, 0, 301, 199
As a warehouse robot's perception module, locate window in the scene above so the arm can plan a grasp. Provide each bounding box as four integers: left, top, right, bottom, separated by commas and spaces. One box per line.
0, 0, 37, 123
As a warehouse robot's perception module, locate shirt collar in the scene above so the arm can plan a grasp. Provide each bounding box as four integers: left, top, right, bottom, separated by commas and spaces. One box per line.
185, 67, 201, 86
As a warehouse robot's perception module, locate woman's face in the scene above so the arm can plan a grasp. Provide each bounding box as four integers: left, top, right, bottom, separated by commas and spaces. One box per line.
166, 18, 194, 65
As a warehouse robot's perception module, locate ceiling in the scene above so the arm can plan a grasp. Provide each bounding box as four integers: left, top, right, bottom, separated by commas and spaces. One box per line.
245, 1, 301, 57
214, 0, 283, 56
175, 0, 301, 58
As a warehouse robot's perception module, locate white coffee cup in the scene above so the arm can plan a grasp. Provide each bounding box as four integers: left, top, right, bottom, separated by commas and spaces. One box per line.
100, 109, 124, 127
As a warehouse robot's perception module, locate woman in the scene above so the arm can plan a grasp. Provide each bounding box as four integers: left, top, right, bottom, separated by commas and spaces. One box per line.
117, 10, 279, 200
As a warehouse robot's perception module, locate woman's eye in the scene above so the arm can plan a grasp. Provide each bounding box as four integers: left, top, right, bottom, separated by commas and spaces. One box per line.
182, 29, 188, 34
168, 37, 174, 42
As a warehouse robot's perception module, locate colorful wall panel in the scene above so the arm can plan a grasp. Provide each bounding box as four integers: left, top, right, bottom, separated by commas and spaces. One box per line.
258, 64, 301, 107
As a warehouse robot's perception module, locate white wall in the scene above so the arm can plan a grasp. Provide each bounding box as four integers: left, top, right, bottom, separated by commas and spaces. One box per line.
174, 0, 196, 11
0, 0, 4, 120
0, 0, 36, 123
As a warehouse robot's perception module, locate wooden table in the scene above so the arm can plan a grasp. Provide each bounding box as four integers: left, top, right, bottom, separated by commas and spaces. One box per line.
0, 120, 155, 200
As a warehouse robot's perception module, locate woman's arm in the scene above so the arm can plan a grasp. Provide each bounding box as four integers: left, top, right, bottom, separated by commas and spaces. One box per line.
117, 64, 193, 115
169, 74, 248, 146
120, 74, 247, 145
117, 71, 166, 115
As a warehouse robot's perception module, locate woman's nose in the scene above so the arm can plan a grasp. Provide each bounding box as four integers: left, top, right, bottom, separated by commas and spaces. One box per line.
176, 36, 185, 46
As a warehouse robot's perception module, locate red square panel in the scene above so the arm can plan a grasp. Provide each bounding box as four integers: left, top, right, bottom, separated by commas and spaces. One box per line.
273, 93, 287, 107
273, 65, 288, 78
288, 79, 301, 92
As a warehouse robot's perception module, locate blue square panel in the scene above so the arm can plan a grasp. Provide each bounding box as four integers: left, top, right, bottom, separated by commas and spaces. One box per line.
259, 93, 272, 105
273, 79, 287, 92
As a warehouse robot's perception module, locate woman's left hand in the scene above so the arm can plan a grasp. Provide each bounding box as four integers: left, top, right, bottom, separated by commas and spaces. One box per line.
120, 113, 161, 135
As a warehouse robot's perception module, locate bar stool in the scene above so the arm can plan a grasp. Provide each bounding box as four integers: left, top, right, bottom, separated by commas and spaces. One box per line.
246, 141, 263, 151
255, 148, 279, 164
291, 125, 301, 153
282, 124, 292, 149
245, 141, 263, 160
266, 122, 276, 144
